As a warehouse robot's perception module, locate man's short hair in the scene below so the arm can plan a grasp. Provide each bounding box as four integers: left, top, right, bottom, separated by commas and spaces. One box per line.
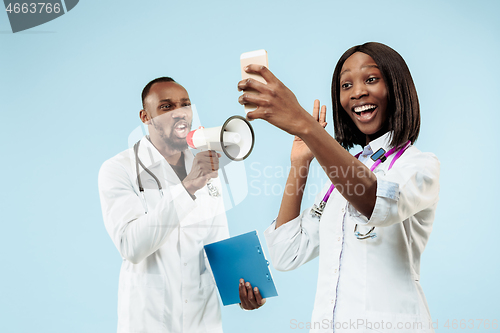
141, 77, 176, 108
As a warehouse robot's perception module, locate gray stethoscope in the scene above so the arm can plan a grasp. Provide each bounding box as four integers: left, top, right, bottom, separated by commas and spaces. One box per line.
133, 140, 220, 214
310, 141, 411, 240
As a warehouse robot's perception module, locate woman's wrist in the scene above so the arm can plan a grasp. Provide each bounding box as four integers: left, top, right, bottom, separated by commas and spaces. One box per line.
297, 116, 325, 142
290, 158, 311, 171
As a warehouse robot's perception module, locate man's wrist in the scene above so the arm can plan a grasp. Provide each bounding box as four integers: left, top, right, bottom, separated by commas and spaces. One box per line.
181, 180, 197, 200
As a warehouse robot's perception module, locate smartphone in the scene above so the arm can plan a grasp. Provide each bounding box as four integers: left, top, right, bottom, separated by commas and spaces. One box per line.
240, 49, 269, 113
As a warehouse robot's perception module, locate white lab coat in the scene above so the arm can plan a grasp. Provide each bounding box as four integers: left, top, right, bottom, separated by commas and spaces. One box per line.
264, 132, 440, 333
98, 136, 229, 333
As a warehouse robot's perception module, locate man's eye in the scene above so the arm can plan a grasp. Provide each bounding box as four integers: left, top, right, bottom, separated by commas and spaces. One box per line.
182, 103, 191, 107
160, 105, 172, 109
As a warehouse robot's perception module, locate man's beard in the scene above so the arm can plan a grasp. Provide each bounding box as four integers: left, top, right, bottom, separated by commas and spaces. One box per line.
152, 118, 191, 151
165, 136, 189, 151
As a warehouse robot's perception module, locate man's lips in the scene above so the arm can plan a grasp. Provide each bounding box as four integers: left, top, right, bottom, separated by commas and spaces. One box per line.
173, 121, 190, 138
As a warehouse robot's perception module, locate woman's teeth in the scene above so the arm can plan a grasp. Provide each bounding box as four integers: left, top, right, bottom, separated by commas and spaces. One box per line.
354, 105, 376, 114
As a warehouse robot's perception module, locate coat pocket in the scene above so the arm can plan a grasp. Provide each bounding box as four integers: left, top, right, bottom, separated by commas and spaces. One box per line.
118, 271, 166, 332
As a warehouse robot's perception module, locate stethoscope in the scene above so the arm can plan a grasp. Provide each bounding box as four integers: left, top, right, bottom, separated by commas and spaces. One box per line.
133, 140, 220, 214
310, 140, 411, 240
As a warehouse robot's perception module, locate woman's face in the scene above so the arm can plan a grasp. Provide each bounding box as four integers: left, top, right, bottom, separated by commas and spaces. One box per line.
339, 52, 388, 141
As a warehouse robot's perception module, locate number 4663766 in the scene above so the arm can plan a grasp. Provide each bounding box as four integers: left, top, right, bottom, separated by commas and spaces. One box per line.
444, 319, 498, 329
5, 3, 62, 14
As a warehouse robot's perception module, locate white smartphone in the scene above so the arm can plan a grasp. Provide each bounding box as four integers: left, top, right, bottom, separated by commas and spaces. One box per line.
240, 49, 269, 113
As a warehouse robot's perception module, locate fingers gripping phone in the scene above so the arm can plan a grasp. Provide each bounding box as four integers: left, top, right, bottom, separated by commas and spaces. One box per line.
240, 49, 268, 113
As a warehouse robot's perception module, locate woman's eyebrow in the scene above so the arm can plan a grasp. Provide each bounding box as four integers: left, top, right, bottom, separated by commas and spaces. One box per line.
340, 69, 350, 78
361, 64, 379, 70
340, 64, 379, 78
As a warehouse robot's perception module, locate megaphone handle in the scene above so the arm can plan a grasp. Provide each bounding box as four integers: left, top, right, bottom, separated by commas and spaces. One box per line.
196, 147, 222, 194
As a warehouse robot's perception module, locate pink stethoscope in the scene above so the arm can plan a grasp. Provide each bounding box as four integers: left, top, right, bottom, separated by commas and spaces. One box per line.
310, 140, 411, 240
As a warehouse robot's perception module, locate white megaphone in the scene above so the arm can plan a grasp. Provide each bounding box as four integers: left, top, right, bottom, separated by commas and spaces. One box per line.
186, 115, 255, 161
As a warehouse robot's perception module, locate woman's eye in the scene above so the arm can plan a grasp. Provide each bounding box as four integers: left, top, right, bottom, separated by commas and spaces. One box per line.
366, 77, 378, 83
341, 82, 352, 89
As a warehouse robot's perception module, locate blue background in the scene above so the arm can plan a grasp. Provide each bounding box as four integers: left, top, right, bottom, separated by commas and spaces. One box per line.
1, 0, 499, 332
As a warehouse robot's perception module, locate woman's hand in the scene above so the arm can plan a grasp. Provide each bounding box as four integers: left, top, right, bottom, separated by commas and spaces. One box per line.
290, 99, 327, 164
237, 65, 318, 137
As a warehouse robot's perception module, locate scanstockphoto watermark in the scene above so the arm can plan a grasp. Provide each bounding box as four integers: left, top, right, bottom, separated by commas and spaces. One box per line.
290, 319, 432, 330
290, 318, 499, 330
3, 0, 79, 33
249, 162, 373, 199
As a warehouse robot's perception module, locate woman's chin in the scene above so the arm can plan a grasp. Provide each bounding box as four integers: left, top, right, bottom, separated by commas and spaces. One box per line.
357, 124, 388, 143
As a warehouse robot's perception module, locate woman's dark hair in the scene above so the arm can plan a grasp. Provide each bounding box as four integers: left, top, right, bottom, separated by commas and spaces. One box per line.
331, 42, 420, 150
141, 77, 176, 108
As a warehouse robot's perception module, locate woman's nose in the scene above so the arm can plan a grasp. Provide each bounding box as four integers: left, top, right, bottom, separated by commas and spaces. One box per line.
351, 83, 368, 100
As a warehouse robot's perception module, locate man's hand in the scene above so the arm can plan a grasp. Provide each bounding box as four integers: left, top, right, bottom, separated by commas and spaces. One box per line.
239, 279, 266, 310
182, 150, 220, 195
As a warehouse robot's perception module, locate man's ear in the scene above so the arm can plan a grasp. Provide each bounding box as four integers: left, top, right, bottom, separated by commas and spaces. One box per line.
140, 109, 151, 125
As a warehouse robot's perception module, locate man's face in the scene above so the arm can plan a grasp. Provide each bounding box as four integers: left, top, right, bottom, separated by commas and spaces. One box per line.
142, 81, 193, 151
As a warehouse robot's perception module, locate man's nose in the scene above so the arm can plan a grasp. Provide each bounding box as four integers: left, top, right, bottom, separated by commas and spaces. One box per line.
172, 106, 190, 118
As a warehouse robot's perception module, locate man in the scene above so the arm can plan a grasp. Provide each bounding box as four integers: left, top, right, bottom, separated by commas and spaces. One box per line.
98, 77, 264, 333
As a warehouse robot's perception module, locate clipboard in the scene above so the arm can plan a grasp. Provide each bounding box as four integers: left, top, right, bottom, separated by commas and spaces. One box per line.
204, 230, 278, 306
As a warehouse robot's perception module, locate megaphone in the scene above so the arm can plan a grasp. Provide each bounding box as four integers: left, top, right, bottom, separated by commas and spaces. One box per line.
186, 115, 255, 161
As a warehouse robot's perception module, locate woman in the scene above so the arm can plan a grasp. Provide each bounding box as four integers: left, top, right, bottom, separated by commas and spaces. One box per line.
238, 42, 440, 332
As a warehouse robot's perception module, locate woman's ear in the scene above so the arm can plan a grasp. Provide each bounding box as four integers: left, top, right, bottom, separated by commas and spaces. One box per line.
139, 109, 151, 125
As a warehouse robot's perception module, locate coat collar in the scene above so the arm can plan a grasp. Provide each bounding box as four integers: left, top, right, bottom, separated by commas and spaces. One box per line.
361, 131, 393, 158
135, 136, 194, 185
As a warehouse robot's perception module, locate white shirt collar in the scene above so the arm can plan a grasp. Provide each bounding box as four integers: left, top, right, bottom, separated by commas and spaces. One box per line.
362, 131, 393, 158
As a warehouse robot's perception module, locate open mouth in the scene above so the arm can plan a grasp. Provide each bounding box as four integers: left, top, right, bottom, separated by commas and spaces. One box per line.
352, 104, 377, 122
173, 121, 189, 138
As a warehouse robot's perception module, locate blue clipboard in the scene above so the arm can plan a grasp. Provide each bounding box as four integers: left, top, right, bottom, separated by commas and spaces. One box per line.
204, 230, 278, 306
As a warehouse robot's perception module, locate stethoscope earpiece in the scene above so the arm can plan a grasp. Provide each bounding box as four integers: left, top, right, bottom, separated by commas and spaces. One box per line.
354, 225, 377, 240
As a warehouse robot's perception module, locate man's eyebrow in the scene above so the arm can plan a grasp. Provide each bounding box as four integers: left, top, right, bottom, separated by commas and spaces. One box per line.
158, 98, 190, 103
